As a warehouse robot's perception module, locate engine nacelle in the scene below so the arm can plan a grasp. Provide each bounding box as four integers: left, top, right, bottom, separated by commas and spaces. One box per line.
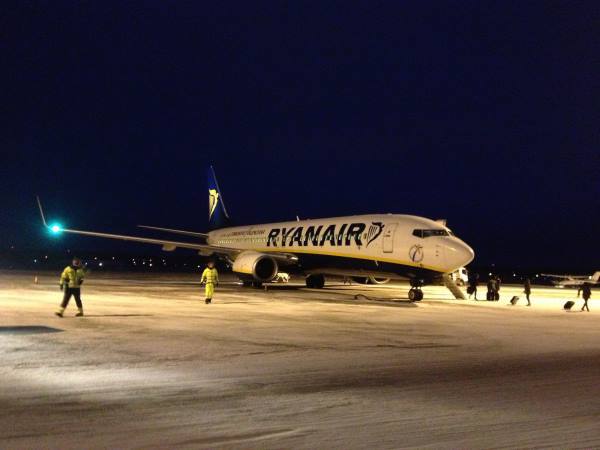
368, 276, 390, 284
352, 276, 391, 285
232, 251, 278, 282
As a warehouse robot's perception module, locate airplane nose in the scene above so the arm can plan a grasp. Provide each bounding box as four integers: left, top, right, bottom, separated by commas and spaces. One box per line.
462, 241, 475, 265
446, 239, 475, 270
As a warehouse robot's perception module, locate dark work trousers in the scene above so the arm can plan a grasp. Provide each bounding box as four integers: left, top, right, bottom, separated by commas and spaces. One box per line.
61, 287, 82, 309
582, 298, 590, 312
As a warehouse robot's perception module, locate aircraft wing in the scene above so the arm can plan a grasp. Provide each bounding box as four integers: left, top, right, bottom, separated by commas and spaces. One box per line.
54, 227, 239, 255
36, 197, 297, 263
541, 273, 585, 280
541, 273, 568, 279
137, 225, 209, 238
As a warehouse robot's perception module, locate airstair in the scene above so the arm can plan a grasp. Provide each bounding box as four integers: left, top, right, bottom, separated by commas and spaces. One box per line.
442, 274, 466, 300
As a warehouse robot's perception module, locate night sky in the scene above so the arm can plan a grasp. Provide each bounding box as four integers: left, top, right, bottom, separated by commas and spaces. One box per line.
2, 1, 599, 270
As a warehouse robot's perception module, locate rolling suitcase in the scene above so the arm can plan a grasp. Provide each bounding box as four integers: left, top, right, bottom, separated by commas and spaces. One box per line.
510, 296, 519, 305
564, 301, 575, 310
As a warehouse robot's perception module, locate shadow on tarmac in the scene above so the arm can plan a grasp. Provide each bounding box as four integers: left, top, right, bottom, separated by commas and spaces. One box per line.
0, 326, 63, 334
82, 314, 154, 318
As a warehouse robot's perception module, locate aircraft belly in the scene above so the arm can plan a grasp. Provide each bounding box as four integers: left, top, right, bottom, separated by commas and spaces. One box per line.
295, 253, 441, 281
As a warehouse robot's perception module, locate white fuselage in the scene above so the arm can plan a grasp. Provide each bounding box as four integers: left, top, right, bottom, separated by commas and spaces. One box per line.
553, 272, 600, 288
207, 214, 474, 280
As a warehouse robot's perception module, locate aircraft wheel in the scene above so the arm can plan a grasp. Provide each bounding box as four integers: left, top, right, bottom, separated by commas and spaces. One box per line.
314, 274, 325, 288
306, 274, 325, 289
305, 276, 315, 288
409, 288, 423, 302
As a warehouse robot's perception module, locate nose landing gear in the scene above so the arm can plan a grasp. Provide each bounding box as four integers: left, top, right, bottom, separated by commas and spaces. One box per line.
408, 279, 424, 302
408, 288, 424, 302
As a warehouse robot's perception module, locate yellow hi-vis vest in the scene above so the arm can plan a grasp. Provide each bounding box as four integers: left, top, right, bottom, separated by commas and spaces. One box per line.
201, 267, 219, 284
60, 265, 86, 288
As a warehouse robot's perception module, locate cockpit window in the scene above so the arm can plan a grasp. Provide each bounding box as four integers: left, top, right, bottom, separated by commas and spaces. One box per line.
412, 229, 450, 238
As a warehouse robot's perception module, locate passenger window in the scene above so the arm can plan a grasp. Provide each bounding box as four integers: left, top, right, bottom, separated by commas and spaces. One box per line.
413, 229, 449, 238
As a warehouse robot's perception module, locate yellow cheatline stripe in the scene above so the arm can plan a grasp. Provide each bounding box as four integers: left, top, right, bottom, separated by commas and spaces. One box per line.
228, 247, 446, 273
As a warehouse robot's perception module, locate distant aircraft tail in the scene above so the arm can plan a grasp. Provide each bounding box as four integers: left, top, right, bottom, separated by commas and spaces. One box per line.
207, 165, 231, 230
591, 271, 600, 283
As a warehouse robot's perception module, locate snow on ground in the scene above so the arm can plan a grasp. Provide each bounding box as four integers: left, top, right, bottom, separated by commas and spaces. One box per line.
1, 271, 599, 449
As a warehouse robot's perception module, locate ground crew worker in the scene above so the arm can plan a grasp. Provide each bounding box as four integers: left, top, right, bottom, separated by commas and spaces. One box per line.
523, 277, 532, 306
55, 257, 86, 317
200, 260, 219, 304
578, 282, 591, 312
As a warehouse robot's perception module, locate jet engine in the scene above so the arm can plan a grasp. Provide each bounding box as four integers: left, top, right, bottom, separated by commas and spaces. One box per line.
352, 276, 391, 285
368, 276, 391, 284
232, 251, 278, 282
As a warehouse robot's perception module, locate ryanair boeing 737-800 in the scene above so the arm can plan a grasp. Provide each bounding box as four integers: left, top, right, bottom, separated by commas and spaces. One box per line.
38, 167, 474, 301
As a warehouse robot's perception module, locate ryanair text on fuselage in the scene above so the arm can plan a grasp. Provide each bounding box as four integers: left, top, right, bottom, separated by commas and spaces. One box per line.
266, 222, 384, 248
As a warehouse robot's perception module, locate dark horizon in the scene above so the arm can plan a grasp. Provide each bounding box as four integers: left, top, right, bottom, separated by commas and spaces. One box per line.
0, 246, 592, 280
2, 2, 599, 270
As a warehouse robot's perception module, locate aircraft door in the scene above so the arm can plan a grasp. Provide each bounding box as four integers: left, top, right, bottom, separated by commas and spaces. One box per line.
382, 223, 397, 253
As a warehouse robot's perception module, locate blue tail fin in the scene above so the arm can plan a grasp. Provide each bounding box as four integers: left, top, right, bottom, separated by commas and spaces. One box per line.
207, 166, 231, 230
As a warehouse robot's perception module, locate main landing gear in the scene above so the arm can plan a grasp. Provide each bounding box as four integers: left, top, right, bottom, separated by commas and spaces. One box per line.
408, 279, 424, 302
305, 274, 325, 289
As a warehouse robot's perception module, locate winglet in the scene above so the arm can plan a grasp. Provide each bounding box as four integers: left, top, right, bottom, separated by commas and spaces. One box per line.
36, 196, 48, 227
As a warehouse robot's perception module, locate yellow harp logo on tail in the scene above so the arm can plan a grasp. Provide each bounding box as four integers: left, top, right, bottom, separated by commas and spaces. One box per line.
209, 189, 219, 219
